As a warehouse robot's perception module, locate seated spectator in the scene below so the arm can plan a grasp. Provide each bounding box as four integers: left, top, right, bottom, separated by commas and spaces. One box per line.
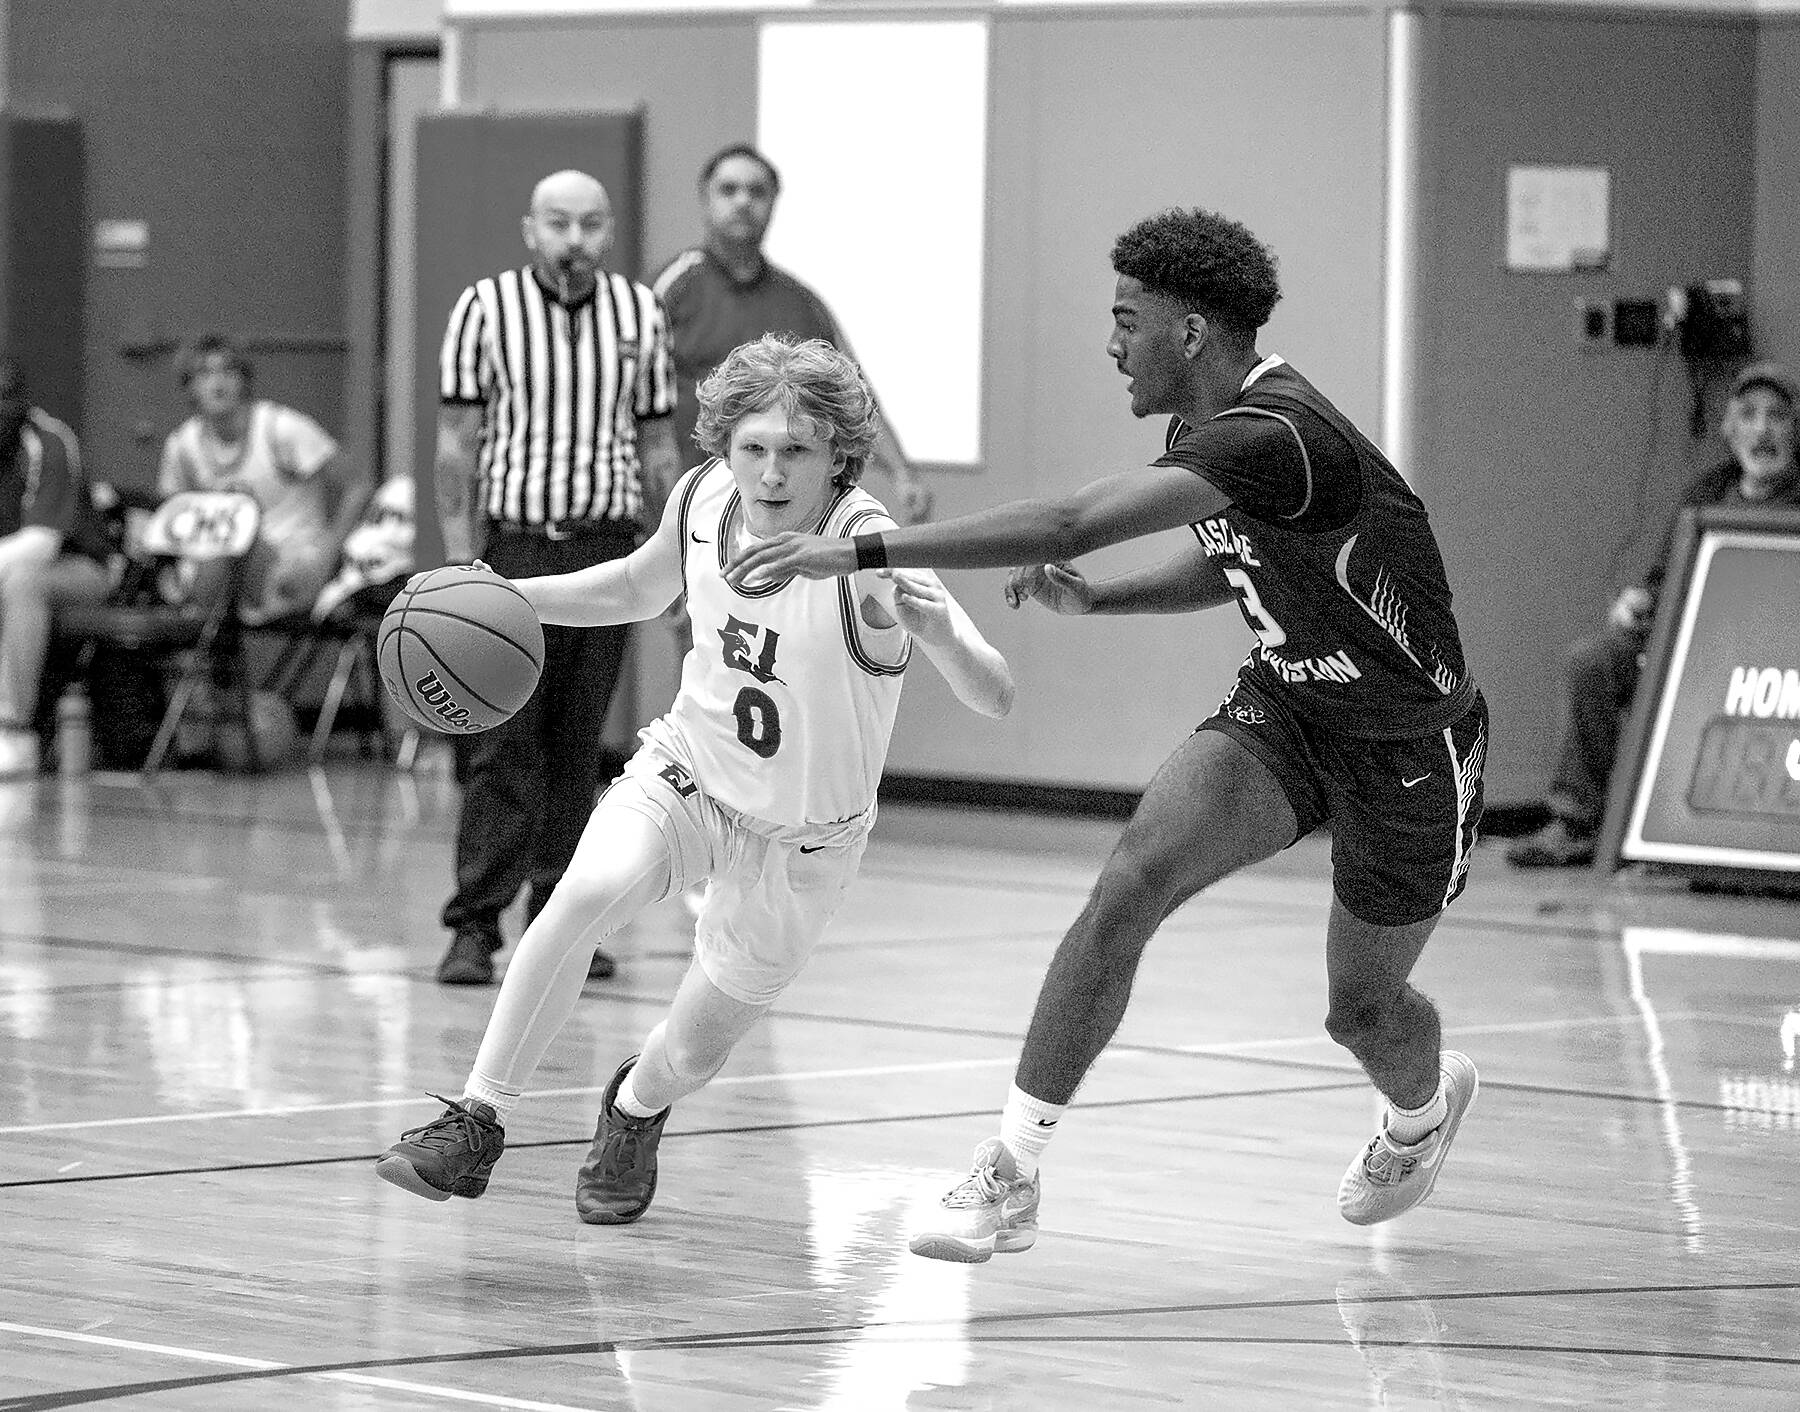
311, 473, 416, 622
1509, 362, 1800, 866
0, 355, 111, 778
157, 334, 372, 625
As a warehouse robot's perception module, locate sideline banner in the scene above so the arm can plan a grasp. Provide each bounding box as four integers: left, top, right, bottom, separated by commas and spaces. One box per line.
1601, 506, 1800, 879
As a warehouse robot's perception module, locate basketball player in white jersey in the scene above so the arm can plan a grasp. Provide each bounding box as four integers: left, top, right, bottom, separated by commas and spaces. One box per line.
377, 334, 1013, 1222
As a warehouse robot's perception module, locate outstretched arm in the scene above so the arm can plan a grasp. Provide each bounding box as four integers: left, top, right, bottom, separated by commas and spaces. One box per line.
725, 464, 1230, 586
1007, 539, 1233, 617
885, 569, 1013, 719
509, 472, 688, 626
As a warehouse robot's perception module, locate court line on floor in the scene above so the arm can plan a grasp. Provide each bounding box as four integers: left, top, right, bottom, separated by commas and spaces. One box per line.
0, 1322, 593, 1412
0, 1081, 1375, 1188
0, 998, 1702, 1135
0, 1003, 1754, 1142
0, 1057, 1028, 1134
5, 1278, 1798, 1411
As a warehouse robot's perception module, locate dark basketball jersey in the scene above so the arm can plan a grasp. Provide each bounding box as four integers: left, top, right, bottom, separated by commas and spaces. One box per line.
1156, 357, 1474, 739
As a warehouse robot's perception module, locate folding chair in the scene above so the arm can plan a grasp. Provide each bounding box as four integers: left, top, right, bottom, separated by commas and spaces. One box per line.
258, 579, 411, 763
54, 490, 264, 781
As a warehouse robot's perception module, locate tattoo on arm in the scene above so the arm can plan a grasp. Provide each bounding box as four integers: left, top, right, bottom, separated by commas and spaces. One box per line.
436, 405, 484, 561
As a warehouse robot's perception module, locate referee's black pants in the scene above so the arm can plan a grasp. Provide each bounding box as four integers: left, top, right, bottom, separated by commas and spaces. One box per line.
440, 521, 637, 944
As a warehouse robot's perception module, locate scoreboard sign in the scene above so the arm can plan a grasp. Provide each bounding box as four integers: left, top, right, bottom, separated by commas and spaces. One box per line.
1600, 505, 1800, 878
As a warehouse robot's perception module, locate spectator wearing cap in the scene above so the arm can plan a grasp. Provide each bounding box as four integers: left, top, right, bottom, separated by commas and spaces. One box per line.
1510, 361, 1800, 866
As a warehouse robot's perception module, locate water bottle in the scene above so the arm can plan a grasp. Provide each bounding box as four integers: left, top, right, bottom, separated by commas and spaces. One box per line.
56, 684, 92, 776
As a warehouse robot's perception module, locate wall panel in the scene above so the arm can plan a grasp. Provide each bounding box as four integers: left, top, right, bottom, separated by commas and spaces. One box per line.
1417, 8, 1757, 805
1752, 19, 1800, 377
898, 10, 1386, 788
5, 0, 348, 492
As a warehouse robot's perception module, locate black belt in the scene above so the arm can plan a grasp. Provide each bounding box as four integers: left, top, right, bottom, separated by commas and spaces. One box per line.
491, 519, 634, 541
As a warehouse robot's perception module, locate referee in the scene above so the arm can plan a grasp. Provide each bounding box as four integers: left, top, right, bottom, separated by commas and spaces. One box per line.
433, 169, 679, 987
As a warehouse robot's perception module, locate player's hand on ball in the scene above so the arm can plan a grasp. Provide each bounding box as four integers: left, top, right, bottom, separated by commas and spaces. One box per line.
888, 569, 953, 643
1005, 562, 1093, 615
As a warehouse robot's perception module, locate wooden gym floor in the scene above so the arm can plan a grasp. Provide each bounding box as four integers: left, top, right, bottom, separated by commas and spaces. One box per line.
2, 755, 1798, 1410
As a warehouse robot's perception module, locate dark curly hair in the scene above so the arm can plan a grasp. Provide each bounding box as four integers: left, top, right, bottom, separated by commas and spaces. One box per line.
1111, 209, 1281, 334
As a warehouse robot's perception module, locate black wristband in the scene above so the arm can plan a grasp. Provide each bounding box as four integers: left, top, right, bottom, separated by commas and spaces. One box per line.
853, 532, 889, 571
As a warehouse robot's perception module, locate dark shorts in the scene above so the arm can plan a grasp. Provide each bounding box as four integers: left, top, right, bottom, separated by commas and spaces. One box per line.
1197, 676, 1488, 927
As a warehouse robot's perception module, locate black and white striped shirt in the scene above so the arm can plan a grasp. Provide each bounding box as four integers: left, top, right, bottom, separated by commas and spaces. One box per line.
439, 266, 675, 527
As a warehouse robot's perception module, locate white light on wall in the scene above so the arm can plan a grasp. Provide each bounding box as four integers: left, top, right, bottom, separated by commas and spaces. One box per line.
758, 20, 988, 467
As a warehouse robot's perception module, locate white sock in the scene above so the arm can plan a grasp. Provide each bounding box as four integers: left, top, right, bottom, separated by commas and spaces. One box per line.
997, 1084, 1065, 1179
461, 1076, 523, 1122
1385, 1077, 1447, 1146
614, 1065, 665, 1119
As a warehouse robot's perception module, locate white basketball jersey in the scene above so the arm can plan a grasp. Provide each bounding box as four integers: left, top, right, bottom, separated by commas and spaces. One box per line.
668, 460, 909, 828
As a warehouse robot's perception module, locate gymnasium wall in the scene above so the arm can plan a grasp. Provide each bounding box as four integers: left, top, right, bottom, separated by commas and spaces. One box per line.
1752, 18, 1800, 378
1, 0, 349, 495
1414, 5, 1760, 806
6, 0, 1792, 808
454, 8, 1389, 792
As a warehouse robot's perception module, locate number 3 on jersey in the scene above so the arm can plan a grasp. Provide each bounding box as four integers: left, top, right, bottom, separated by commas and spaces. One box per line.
1222, 566, 1287, 649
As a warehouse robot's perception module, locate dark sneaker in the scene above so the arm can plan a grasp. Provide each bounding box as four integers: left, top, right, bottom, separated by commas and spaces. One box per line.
375, 1094, 506, 1201
436, 927, 500, 985
575, 1056, 669, 1224
1505, 818, 1596, 868
587, 947, 616, 981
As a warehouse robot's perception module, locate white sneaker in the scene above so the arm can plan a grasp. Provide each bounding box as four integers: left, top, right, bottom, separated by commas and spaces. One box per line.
908, 1137, 1041, 1264
1338, 1051, 1479, 1226
0, 727, 40, 780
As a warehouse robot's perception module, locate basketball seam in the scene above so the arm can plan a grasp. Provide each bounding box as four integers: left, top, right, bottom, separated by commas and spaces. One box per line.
388, 624, 517, 716
403, 572, 531, 603
390, 604, 544, 673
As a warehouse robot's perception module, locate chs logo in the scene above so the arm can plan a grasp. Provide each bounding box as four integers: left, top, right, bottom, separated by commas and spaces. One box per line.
412, 670, 483, 732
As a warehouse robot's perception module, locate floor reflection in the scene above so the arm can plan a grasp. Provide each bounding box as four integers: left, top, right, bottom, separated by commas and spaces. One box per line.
1335, 1260, 1469, 1411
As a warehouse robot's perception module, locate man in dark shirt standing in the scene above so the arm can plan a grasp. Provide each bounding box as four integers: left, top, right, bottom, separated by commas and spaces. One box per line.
0, 356, 109, 778
729, 207, 1488, 1258
433, 170, 680, 985
652, 144, 933, 524
1508, 362, 1800, 867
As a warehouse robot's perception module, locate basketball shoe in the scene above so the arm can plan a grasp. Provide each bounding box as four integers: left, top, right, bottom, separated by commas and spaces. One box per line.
374, 1095, 506, 1201
575, 1057, 670, 1225
1338, 1051, 1479, 1226
907, 1137, 1041, 1263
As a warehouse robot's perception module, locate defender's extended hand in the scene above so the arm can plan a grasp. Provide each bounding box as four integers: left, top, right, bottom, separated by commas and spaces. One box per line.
1005, 561, 1094, 614
724, 532, 857, 588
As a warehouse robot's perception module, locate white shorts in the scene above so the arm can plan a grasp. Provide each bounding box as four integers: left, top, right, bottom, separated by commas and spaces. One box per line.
600, 718, 871, 1005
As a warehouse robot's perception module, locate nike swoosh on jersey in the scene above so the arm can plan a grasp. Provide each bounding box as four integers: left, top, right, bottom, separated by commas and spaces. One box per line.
1402, 774, 1431, 788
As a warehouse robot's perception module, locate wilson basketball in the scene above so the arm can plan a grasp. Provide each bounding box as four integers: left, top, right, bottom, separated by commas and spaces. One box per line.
377, 565, 544, 734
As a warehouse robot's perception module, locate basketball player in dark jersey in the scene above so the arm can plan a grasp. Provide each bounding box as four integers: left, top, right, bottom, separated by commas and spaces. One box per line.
726, 207, 1487, 1260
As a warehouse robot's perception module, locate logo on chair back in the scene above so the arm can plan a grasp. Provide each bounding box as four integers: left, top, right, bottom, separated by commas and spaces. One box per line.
412, 670, 483, 732
142, 491, 261, 559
